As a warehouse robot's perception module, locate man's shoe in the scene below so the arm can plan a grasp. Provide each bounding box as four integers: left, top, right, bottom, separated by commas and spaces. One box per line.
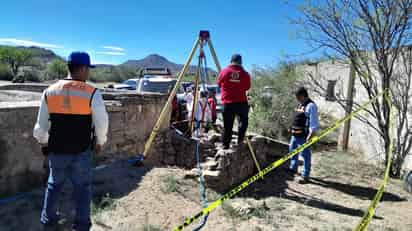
298, 176, 310, 184
286, 169, 298, 176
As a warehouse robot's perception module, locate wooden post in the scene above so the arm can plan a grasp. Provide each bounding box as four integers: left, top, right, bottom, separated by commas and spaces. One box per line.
189, 49, 203, 134
142, 38, 200, 158
341, 62, 356, 151
207, 39, 222, 72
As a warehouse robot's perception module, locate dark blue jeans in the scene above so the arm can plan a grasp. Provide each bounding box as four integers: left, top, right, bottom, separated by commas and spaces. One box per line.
40, 150, 92, 231
289, 135, 312, 178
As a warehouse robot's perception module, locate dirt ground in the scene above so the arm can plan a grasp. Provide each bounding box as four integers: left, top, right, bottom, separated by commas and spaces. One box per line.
0, 148, 411, 231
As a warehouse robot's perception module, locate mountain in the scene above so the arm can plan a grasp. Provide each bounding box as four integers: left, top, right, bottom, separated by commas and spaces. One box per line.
15, 46, 64, 65
121, 54, 217, 75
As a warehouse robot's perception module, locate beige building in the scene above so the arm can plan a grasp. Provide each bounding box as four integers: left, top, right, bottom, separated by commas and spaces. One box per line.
298, 60, 412, 172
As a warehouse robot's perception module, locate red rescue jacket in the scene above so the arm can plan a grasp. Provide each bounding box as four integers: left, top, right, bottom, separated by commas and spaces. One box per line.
208, 96, 217, 118
218, 65, 251, 104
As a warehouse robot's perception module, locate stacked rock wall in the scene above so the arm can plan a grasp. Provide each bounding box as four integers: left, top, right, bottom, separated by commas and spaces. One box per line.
148, 130, 289, 192
0, 92, 169, 196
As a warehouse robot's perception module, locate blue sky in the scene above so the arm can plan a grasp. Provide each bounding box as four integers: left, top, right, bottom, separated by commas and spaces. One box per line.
1, 0, 308, 69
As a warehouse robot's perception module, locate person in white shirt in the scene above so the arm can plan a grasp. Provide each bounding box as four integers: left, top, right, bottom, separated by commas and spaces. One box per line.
185, 86, 194, 120
194, 91, 212, 131
33, 51, 109, 231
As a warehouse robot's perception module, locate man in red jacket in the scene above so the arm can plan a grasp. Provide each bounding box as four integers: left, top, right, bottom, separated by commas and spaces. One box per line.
218, 54, 251, 149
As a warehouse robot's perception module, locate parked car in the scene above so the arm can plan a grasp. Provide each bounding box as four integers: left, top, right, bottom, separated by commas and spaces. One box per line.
112, 78, 139, 90
136, 77, 177, 94
140, 68, 173, 78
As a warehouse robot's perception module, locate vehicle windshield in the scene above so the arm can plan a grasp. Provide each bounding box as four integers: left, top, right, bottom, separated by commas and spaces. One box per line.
143, 75, 155, 79
140, 79, 177, 93
121, 80, 137, 86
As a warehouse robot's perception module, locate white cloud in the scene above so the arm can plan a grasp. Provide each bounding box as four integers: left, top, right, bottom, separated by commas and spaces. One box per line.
96, 51, 126, 56
0, 38, 63, 49
102, 46, 124, 52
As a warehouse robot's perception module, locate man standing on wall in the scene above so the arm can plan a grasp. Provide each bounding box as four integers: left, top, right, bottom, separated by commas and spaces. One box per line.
218, 54, 251, 149
288, 87, 319, 184
33, 52, 109, 231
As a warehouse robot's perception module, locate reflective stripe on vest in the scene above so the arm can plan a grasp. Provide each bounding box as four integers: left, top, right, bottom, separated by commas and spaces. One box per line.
46, 80, 95, 115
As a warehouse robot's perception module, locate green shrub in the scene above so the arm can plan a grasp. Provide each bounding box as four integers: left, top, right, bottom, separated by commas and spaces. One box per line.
249, 63, 300, 141
23, 70, 41, 82
44, 59, 67, 80
161, 175, 179, 193
90, 65, 137, 83
0, 64, 13, 81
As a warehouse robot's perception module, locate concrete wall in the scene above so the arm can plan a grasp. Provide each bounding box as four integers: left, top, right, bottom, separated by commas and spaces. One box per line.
299, 60, 412, 171
0, 92, 169, 196
0, 83, 50, 93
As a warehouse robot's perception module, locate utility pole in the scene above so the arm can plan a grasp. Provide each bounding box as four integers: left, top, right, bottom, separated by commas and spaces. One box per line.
341, 62, 356, 151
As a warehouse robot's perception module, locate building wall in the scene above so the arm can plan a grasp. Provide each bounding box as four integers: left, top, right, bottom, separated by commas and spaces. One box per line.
300, 60, 412, 171
0, 92, 169, 196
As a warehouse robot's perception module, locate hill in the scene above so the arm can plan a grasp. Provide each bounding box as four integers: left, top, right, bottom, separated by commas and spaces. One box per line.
0, 45, 217, 82
122, 54, 217, 75
14, 46, 63, 66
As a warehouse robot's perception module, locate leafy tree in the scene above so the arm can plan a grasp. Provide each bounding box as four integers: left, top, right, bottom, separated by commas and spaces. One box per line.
294, 0, 412, 176
249, 63, 299, 140
45, 59, 67, 80
0, 63, 13, 81
0, 47, 33, 80
89, 65, 137, 83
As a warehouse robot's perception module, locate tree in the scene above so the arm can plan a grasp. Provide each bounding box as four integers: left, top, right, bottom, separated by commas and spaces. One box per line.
0, 47, 33, 80
0, 63, 13, 81
249, 63, 299, 140
45, 59, 67, 80
294, 0, 412, 176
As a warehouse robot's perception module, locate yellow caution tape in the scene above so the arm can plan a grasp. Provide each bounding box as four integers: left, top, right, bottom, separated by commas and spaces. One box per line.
354, 92, 394, 231
173, 90, 388, 231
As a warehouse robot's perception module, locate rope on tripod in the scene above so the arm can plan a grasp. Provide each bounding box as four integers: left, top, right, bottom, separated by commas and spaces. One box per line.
192, 134, 209, 231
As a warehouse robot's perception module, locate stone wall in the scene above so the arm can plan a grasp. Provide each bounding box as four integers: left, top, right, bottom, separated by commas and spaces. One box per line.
0, 92, 169, 196
0, 83, 50, 93
147, 129, 289, 192
0, 102, 44, 196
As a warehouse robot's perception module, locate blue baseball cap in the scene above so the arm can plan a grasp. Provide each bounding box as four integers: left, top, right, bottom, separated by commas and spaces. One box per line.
67, 51, 95, 68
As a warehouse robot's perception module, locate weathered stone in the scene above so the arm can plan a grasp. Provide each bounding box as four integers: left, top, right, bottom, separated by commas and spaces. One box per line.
201, 160, 219, 170
183, 169, 198, 179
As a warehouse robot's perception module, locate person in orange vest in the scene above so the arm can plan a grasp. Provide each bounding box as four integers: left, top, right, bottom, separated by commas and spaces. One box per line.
33, 52, 109, 231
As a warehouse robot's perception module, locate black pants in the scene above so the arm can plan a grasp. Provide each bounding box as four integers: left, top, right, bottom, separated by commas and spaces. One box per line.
222, 102, 249, 146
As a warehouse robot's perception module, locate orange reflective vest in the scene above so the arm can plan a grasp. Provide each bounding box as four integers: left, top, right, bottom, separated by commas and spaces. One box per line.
45, 79, 97, 154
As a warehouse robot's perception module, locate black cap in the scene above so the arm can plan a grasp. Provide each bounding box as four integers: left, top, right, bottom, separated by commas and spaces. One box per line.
231, 54, 242, 65
295, 87, 308, 97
